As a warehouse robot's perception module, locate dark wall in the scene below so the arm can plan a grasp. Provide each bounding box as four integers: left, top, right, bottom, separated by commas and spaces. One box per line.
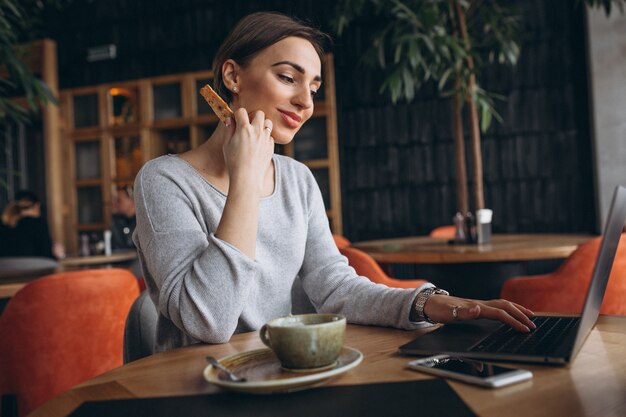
45, 0, 596, 241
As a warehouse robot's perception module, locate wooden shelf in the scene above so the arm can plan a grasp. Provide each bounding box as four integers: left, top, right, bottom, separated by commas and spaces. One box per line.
56, 54, 342, 255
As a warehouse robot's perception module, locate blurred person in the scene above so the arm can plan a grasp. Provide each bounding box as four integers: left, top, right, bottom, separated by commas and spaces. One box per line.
111, 185, 136, 250
0, 190, 61, 259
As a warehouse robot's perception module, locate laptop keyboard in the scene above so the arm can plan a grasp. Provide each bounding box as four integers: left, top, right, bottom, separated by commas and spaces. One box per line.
469, 316, 580, 355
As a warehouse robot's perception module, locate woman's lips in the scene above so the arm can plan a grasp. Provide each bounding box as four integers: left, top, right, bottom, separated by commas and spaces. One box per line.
278, 110, 302, 128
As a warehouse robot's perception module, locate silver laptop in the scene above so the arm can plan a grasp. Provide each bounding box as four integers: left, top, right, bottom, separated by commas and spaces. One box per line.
399, 185, 626, 365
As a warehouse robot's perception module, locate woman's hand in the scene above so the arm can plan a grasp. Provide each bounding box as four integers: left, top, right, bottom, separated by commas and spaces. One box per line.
423, 294, 537, 332
222, 108, 274, 193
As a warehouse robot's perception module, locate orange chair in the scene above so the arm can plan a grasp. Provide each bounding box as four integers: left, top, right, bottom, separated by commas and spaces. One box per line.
332, 234, 351, 249
501, 234, 626, 315
429, 225, 456, 238
339, 246, 427, 289
0, 268, 140, 416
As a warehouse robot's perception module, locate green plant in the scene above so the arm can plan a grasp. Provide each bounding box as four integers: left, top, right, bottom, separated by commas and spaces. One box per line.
334, 0, 522, 213
0, 0, 69, 125
334, 0, 625, 215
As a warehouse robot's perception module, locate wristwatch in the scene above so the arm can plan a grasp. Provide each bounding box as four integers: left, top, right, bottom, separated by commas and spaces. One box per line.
414, 287, 449, 324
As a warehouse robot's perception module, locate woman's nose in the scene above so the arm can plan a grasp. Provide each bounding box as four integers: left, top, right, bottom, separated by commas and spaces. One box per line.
292, 86, 313, 110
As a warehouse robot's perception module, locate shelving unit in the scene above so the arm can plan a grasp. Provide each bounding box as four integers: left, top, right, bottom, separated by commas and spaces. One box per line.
57, 54, 342, 255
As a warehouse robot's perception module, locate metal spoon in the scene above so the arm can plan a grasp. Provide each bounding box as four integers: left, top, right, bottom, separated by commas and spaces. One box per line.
206, 356, 247, 382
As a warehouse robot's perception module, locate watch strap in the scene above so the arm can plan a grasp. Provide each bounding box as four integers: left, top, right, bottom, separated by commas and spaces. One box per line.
414, 287, 449, 324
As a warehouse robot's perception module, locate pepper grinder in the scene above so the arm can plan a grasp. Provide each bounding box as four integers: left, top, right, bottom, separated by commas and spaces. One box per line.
79, 234, 91, 257
453, 212, 466, 243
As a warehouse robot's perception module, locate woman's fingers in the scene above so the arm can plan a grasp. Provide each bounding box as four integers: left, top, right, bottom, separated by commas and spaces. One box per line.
425, 295, 536, 333
490, 299, 536, 330
477, 303, 532, 332
233, 107, 250, 126
511, 302, 535, 317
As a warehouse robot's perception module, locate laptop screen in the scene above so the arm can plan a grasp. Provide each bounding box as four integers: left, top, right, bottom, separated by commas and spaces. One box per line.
571, 185, 626, 357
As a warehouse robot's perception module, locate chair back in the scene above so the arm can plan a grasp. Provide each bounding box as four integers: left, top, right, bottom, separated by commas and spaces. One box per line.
429, 225, 455, 238
0, 268, 139, 416
501, 234, 626, 315
123, 291, 158, 363
339, 246, 426, 289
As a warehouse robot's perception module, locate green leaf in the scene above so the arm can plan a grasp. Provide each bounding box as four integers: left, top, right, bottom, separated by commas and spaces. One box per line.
402, 66, 415, 102
481, 104, 492, 132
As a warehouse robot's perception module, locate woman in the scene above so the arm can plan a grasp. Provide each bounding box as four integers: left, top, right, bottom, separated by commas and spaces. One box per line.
134, 12, 535, 352
0, 190, 55, 258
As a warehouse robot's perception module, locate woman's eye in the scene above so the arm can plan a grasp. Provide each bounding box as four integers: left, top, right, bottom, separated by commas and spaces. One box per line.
279, 75, 295, 84
310, 90, 318, 98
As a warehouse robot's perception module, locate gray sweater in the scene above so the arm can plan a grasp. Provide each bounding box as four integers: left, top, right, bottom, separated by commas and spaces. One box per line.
134, 154, 431, 352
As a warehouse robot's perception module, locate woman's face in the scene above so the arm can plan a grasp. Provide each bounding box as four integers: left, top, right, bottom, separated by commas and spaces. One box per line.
231, 36, 322, 144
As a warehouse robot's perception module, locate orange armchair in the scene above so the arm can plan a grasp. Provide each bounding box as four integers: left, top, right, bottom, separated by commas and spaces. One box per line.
429, 225, 455, 238
501, 234, 626, 315
0, 268, 140, 416
339, 246, 427, 289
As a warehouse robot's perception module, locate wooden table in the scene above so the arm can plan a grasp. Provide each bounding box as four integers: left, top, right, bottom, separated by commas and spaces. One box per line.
59, 251, 137, 270
351, 234, 593, 264
0, 257, 59, 299
28, 315, 626, 417
0, 252, 139, 301
351, 234, 593, 299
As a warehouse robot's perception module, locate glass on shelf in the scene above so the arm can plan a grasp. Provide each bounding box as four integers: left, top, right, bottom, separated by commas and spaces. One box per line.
75, 141, 101, 180
196, 79, 214, 115
113, 136, 142, 180
109, 87, 139, 125
311, 168, 330, 209
153, 127, 191, 155
77, 186, 103, 224
293, 117, 327, 160
73, 93, 99, 128
153, 82, 182, 120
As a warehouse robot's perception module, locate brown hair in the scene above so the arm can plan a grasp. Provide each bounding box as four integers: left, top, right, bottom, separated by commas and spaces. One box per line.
212, 12, 331, 103
1, 191, 41, 228
2, 202, 21, 228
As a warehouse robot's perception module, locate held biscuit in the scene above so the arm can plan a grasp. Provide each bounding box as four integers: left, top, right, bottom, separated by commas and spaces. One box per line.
199, 84, 234, 123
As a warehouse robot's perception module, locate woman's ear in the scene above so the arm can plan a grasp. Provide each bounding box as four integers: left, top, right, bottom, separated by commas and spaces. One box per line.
222, 59, 241, 93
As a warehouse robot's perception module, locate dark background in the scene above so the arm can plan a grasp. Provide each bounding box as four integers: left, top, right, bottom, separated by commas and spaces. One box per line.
40, 0, 596, 241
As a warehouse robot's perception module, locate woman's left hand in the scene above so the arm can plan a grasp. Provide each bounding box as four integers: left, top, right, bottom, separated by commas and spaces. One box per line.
423, 295, 537, 332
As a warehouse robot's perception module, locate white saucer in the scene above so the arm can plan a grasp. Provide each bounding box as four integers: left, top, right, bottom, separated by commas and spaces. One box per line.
203, 346, 363, 393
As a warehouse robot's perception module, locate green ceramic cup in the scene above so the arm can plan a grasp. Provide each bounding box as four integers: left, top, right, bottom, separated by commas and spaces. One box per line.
259, 313, 346, 370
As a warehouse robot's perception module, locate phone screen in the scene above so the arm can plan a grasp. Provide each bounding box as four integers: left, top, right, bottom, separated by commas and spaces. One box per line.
421, 356, 515, 378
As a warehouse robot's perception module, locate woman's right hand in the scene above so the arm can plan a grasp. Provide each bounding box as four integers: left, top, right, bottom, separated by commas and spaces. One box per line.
222, 108, 274, 193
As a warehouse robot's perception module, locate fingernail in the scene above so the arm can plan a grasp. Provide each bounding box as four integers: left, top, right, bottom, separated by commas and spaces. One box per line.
523, 325, 530, 332
224, 117, 232, 127
530, 322, 537, 329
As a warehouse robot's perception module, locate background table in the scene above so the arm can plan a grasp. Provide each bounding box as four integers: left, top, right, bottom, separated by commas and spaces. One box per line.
59, 251, 138, 270
28, 316, 626, 417
0, 257, 59, 300
351, 234, 592, 264
351, 234, 593, 298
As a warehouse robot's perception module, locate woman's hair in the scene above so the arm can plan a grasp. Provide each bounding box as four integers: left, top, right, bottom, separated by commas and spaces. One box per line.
1, 190, 41, 227
212, 12, 331, 103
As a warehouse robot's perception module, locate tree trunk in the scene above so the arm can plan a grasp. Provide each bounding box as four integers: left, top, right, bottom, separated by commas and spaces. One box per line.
455, 0, 485, 210
452, 84, 469, 215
